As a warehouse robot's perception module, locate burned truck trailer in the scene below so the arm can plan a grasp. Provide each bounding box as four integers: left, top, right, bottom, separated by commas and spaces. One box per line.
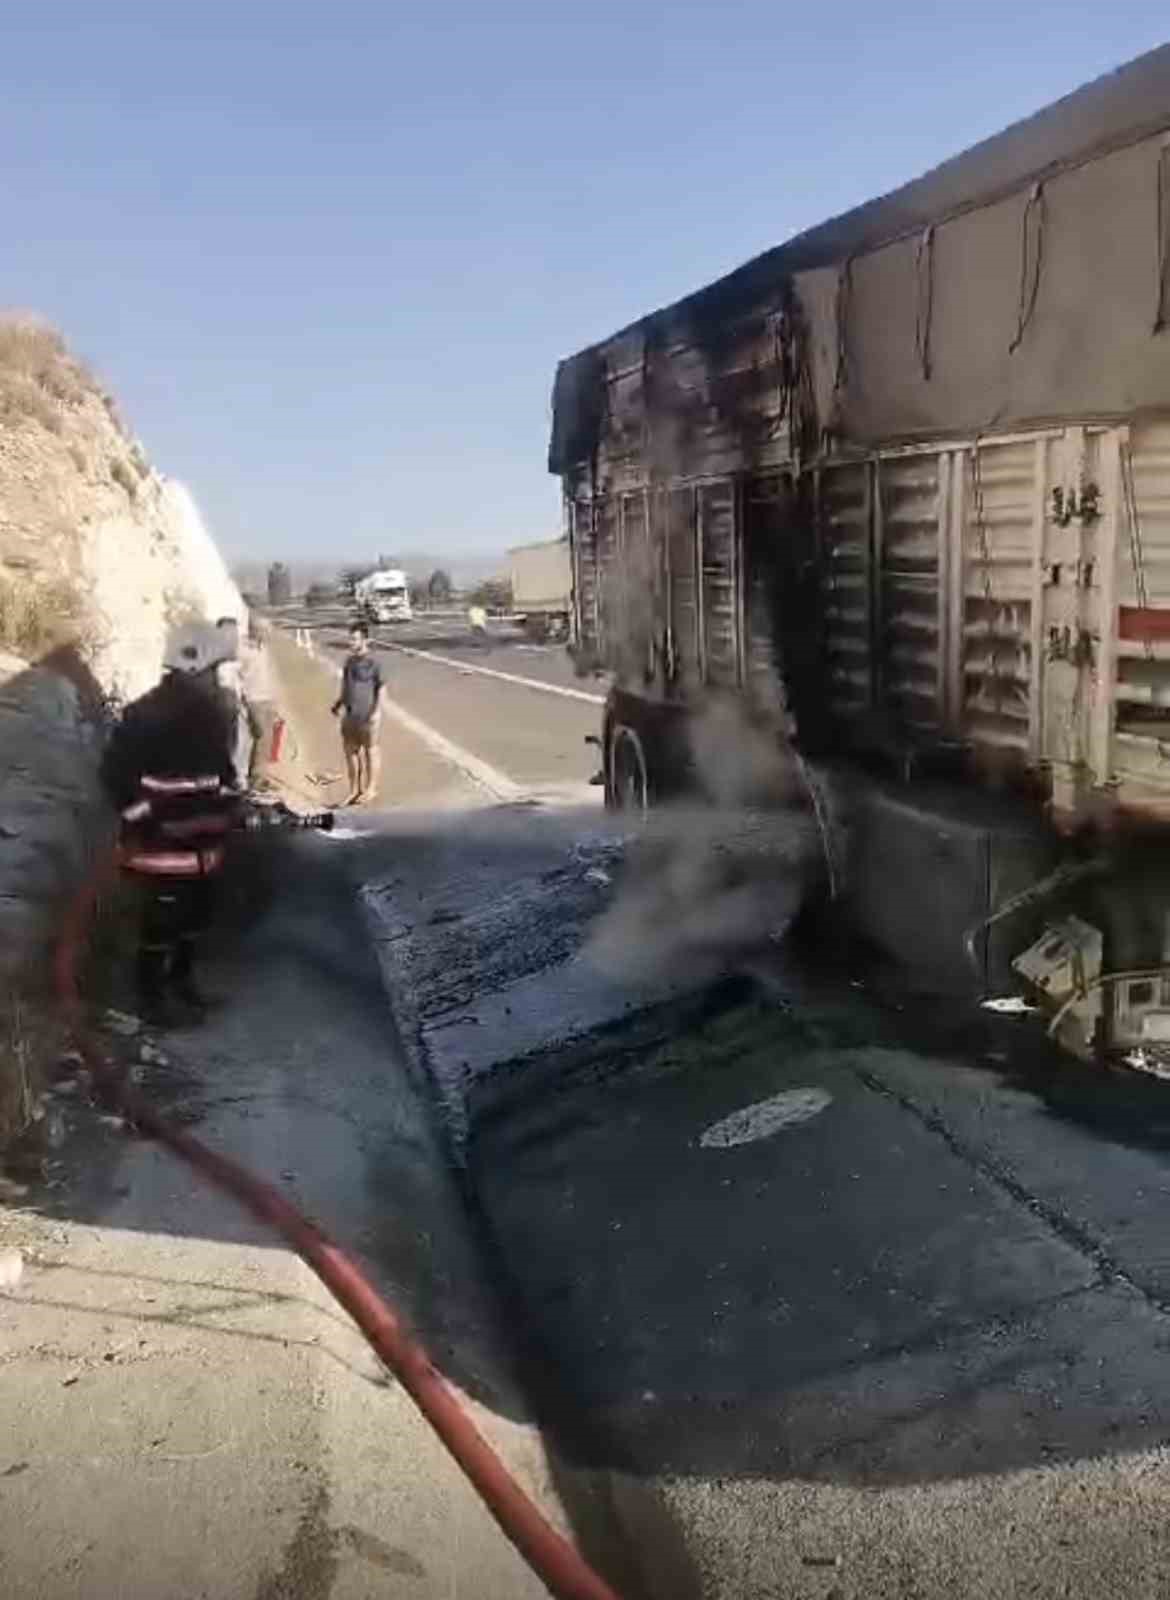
548, 46, 1170, 1054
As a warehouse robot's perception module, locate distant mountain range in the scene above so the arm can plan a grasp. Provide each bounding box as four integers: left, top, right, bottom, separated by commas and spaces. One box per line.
230, 550, 510, 596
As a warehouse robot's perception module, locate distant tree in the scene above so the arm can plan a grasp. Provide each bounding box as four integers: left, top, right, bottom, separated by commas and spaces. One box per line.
267, 562, 292, 606
304, 581, 336, 608
427, 569, 453, 604
468, 577, 513, 613
337, 566, 366, 599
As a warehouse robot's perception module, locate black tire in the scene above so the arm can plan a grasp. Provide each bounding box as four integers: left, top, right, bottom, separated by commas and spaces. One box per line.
609, 724, 649, 813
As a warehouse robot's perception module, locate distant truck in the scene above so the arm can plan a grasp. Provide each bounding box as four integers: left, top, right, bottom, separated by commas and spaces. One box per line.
356, 568, 412, 624
508, 537, 571, 640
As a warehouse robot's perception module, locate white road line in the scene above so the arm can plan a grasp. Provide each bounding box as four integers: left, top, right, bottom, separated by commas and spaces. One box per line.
378, 640, 606, 705
376, 697, 524, 803
699, 1088, 833, 1148
291, 626, 524, 802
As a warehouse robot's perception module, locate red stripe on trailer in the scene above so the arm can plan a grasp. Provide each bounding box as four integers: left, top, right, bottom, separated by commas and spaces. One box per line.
1119, 606, 1170, 642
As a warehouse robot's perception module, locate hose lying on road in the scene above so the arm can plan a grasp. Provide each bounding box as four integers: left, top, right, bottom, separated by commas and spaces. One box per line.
54, 845, 622, 1600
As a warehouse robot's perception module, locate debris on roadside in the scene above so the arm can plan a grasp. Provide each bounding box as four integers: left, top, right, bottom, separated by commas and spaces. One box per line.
981, 996, 1038, 1016
1124, 1048, 1170, 1081
102, 1009, 142, 1038
0, 1247, 24, 1289
41, 1107, 67, 1149
1011, 918, 1102, 1054
569, 834, 630, 870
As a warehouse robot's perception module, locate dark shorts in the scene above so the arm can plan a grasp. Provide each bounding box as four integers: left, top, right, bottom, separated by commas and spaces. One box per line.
341, 714, 378, 752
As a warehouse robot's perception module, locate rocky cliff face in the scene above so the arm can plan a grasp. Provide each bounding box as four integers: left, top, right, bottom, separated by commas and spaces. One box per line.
0, 317, 242, 1136
0, 317, 241, 704
0, 651, 102, 979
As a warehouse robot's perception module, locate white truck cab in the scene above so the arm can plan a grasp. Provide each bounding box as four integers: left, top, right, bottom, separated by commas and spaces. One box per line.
357, 568, 412, 624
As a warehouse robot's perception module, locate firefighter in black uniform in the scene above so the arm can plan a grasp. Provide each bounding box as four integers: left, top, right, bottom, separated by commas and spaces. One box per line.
100, 622, 242, 1025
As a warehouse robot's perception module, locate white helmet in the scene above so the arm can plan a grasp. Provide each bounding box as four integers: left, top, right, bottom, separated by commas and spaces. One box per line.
163, 621, 232, 676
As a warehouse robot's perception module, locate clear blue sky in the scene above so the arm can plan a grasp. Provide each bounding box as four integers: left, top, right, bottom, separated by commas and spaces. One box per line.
1, 5, 1166, 566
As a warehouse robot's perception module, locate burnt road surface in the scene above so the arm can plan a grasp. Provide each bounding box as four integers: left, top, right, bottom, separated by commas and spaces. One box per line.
10, 612, 1170, 1598
279, 610, 1170, 1599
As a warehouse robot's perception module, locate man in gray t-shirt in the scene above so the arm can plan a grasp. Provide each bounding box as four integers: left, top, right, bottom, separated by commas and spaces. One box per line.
331, 621, 384, 805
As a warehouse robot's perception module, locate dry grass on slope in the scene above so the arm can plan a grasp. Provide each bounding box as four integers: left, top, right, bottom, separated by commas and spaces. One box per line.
0, 997, 49, 1148
0, 573, 89, 660
0, 314, 117, 437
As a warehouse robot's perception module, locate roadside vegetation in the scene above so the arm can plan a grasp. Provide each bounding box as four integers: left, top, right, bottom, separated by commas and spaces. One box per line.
468, 576, 513, 612
0, 316, 100, 436
0, 573, 88, 660
0, 990, 60, 1152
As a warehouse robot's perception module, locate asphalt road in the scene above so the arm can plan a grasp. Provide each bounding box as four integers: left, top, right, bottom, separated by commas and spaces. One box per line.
12, 613, 1170, 1598
288, 604, 597, 696
0, 831, 563, 1600
272, 611, 1170, 1599
0, 623, 623, 1600
365, 786, 1170, 1597
295, 609, 605, 801
471, 986, 1170, 1599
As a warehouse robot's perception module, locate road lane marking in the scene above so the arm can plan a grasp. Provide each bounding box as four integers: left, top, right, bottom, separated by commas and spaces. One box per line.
376, 696, 524, 803
699, 1087, 832, 1148
287, 625, 588, 806
377, 640, 606, 705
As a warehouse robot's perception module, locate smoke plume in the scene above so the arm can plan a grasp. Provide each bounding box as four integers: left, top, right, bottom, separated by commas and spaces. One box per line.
584, 698, 828, 985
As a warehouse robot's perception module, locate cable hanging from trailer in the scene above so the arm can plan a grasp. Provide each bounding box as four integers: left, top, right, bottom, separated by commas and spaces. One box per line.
1154, 144, 1170, 334
914, 225, 935, 381
1120, 434, 1155, 663
1009, 182, 1047, 354
833, 258, 853, 392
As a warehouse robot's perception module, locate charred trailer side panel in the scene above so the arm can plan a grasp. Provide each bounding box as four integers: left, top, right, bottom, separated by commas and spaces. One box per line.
550, 46, 1170, 1043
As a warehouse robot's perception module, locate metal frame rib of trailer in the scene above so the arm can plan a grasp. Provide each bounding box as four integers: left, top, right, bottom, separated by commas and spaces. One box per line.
565, 415, 1170, 829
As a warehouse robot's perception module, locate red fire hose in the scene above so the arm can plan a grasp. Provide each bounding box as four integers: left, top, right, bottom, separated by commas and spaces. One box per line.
53, 847, 622, 1600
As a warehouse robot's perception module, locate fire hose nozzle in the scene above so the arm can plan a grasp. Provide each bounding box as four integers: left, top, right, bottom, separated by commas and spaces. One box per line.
242, 803, 335, 834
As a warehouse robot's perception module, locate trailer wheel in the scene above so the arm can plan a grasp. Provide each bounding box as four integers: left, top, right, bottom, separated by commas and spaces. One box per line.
609, 724, 649, 814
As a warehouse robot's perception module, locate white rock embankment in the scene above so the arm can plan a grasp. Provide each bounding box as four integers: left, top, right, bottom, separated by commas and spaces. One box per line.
0, 319, 244, 985
0, 464, 246, 976
0, 459, 247, 972
82, 475, 243, 706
